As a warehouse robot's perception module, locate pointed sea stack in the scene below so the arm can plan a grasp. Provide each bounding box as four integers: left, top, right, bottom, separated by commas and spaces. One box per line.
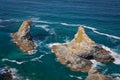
86, 68, 116, 80
51, 26, 114, 72
12, 20, 35, 53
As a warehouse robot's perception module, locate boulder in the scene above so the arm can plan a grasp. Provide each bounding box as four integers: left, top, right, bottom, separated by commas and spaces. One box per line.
86, 68, 116, 80
51, 26, 114, 72
12, 20, 35, 52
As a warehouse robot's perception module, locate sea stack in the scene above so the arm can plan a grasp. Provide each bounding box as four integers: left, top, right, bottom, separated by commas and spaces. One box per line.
86, 68, 116, 80
12, 20, 35, 52
51, 26, 114, 72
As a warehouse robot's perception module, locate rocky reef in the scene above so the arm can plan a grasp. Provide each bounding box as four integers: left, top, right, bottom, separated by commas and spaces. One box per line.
12, 20, 35, 52
0, 68, 19, 80
86, 68, 116, 80
51, 26, 114, 72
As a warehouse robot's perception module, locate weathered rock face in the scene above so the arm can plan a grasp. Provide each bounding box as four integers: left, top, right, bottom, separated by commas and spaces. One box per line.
86, 68, 116, 80
51, 26, 114, 72
12, 20, 35, 52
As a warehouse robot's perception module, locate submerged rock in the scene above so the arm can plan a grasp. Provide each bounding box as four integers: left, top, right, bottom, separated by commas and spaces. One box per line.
12, 20, 35, 52
86, 68, 116, 80
51, 26, 114, 72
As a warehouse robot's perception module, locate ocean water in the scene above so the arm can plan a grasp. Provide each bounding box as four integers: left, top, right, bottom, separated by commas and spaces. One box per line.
0, 0, 120, 80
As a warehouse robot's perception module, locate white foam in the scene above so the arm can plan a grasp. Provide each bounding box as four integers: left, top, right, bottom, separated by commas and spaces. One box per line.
101, 45, 120, 64
69, 75, 82, 80
40, 50, 49, 54
60, 22, 120, 40
35, 25, 49, 31
31, 18, 55, 24
90, 60, 105, 68
2, 58, 27, 65
111, 73, 120, 80
83, 25, 97, 31
93, 30, 120, 40
116, 77, 120, 80
31, 55, 44, 62
0, 67, 19, 79
60, 23, 80, 26
28, 50, 37, 55
112, 73, 120, 77
83, 25, 120, 40
47, 43, 61, 48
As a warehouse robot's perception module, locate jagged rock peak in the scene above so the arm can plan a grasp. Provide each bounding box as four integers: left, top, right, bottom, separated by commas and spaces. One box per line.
72, 26, 95, 44
51, 26, 114, 72
12, 20, 35, 53
18, 20, 32, 32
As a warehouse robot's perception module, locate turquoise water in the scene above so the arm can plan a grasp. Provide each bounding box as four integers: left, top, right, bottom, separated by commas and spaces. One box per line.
0, 0, 120, 80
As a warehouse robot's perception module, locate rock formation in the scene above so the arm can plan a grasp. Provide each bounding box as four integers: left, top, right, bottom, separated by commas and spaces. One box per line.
12, 20, 35, 52
86, 68, 116, 80
0, 68, 19, 80
51, 26, 114, 72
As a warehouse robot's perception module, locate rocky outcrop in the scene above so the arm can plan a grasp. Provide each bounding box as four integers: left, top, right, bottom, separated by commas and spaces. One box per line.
12, 20, 35, 52
86, 68, 116, 80
51, 26, 114, 72
0, 68, 19, 80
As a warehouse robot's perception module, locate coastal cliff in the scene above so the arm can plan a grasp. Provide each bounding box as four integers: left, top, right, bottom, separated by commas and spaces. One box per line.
51, 26, 114, 72
12, 20, 35, 53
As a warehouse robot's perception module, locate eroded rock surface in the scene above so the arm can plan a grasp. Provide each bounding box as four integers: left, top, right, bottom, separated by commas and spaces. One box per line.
12, 20, 35, 52
51, 26, 114, 72
86, 68, 116, 80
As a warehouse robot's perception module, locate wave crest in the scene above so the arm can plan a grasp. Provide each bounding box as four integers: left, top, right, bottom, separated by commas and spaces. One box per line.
60, 22, 120, 40
2, 58, 27, 65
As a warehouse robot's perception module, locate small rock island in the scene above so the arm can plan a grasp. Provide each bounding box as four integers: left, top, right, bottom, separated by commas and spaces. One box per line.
12, 20, 35, 52
51, 26, 114, 72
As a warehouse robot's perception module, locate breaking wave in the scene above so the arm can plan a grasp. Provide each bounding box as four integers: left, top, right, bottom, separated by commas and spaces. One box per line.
35, 25, 49, 31
47, 43, 62, 48
27, 50, 38, 55
69, 75, 82, 80
35, 24, 56, 35
2, 58, 27, 65
91, 60, 105, 68
101, 45, 120, 64
31, 18, 57, 24
60, 22, 120, 40
31, 55, 44, 62
111, 73, 120, 80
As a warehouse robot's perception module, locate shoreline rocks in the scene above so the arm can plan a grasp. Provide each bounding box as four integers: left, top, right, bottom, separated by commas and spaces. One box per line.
12, 20, 35, 53
0, 68, 19, 80
86, 68, 116, 80
51, 26, 114, 72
